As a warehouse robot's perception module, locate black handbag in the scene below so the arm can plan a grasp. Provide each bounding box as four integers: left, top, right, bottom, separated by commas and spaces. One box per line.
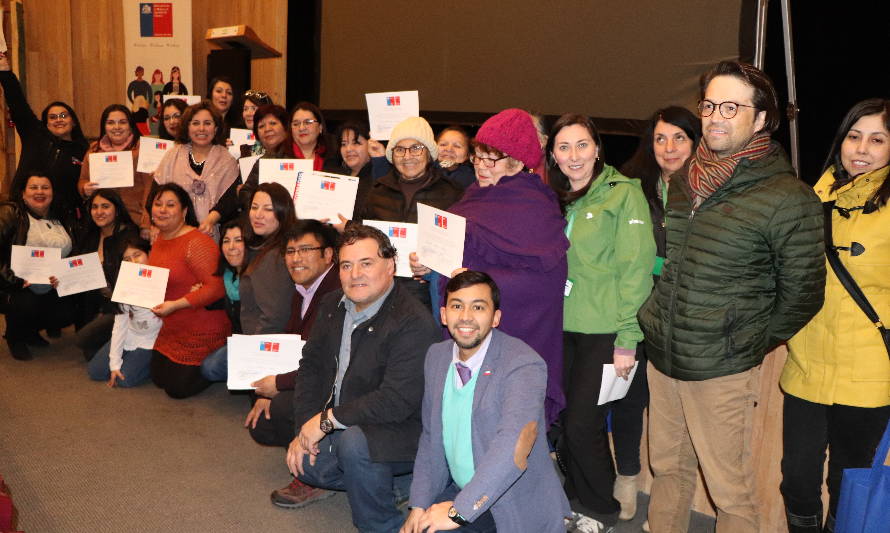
823, 201, 890, 359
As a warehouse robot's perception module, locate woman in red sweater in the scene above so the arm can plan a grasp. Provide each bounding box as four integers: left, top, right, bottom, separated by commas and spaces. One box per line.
148, 183, 229, 398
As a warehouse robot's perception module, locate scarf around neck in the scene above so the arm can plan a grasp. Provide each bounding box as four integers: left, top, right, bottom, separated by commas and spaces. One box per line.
98, 132, 135, 152
687, 132, 772, 205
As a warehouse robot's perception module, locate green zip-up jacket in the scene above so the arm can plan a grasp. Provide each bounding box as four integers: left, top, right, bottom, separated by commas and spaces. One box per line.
638, 144, 825, 380
564, 165, 656, 349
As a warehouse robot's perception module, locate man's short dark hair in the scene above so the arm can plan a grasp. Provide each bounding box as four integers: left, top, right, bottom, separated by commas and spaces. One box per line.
445, 270, 501, 311
283, 219, 339, 254
699, 61, 781, 134
336, 224, 397, 261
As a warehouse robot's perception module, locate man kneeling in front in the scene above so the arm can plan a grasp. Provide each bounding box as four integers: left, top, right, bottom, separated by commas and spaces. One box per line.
284, 224, 441, 532
402, 271, 570, 533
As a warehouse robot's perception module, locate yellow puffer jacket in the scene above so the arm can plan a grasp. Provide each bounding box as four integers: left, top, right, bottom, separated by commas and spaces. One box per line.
781, 166, 890, 407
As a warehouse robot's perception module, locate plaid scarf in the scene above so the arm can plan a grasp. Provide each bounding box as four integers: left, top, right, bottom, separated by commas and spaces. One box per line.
687, 132, 772, 205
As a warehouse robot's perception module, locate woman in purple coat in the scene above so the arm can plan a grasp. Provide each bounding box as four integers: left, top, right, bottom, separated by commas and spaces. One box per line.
414, 109, 569, 425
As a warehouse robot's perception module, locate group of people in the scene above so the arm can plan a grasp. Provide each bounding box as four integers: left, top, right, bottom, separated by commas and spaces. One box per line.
1, 50, 888, 533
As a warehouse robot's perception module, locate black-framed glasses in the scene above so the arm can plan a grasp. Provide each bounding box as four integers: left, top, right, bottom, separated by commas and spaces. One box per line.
469, 154, 509, 168
162, 112, 182, 121
292, 119, 319, 128
47, 112, 69, 120
698, 100, 757, 119
286, 246, 323, 257
392, 145, 426, 157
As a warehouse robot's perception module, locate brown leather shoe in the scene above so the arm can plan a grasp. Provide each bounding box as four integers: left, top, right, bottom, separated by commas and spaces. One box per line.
270, 478, 335, 509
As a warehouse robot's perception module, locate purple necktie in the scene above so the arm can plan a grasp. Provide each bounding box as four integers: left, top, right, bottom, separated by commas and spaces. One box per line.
456, 363, 472, 385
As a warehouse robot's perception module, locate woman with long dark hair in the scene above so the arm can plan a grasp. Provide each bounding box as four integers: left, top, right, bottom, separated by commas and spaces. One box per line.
780, 98, 890, 533
289, 102, 333, 171
157, 98, 187, 141
237, 105, 296, 209
0, 52, 89, 217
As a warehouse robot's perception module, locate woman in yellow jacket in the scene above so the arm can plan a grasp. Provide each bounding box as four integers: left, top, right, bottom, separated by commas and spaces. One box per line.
780, 98, 890, 533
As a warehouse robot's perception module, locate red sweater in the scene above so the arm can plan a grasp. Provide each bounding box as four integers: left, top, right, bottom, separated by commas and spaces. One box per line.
150, 229, 230, 365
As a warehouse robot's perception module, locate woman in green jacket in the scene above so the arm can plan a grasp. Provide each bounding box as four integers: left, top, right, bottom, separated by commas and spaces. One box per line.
550, 113, 655, 530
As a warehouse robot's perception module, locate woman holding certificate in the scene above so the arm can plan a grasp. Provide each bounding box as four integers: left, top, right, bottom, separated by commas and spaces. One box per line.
152, 102, 240, 239
237, 105, 295, 209
0, 174, 77, 360
326, 121, 375, 219
78, 105, 153, 235
147, 183, 228, 398
0, 52, 90, 219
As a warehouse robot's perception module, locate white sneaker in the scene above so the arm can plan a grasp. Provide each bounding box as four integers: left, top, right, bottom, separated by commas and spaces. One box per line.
566, 511, 614, 533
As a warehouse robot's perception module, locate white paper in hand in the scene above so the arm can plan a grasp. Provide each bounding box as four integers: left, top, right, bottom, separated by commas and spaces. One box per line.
54, 252, 107, 297
228, 128, 256, 158
136, 137, 174, 173
416, 203, 466, 277
258, 159, 313, 200
363, 220, 418, 278
295, 171, 360, 222
10, 246, 62, 284
88, 151, 134, 188
597, 363, 639, 405
365, 90, 419, 140
111, 261, 169, 309
227, 334, 305, 390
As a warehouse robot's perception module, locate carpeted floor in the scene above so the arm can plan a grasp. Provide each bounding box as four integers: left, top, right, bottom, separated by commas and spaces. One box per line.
0, 323, 714, 532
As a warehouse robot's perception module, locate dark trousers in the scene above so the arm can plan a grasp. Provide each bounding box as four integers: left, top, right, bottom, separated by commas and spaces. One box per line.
2, 288, 75, 341
150, 351, 212, 399
781, 393, 890, 517
560, 331, 645, 524
248, 389, 296, 447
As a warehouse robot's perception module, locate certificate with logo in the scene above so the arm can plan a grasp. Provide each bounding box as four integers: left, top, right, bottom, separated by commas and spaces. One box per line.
416, 203, 466, 277
294, 171, 360, 222
111, 261, 170, 309
365, 90, 419, 140
363, 220, 418, 278
258, 158, 314, 199
137, 137, 174, 173
10, 246, 62, 284
227, 334, 305, 390
228, 128, 256, 158
54, 252, 107, 297
89, 151, 134, 188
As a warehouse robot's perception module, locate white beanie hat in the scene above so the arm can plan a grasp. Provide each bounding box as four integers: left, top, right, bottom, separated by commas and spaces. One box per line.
385, 116, 438, 163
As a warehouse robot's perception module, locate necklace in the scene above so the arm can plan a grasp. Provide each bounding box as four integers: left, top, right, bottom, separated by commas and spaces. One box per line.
189, 149, 206, 168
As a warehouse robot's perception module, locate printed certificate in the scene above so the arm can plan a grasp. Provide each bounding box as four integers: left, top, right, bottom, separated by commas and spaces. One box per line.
258, 159, 313, 199
137, 137, 174, 173
228, 128, 256, 159
363, 220, 418, 278
294, 171, 360, 222
365, 90, 419, 140
54, 252, 107, 297
227, 334, 305, 390
416, 203, 466, 277
10, 246, 62, 284
111, 261, 170, 309
88, 151, 135, 188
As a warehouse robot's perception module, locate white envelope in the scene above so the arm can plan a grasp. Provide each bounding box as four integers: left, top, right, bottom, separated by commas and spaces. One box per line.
363, 220, 418, 278
136, 137, 174, 174
88, 151, 134, 188
365, 90, 420, 140
416, 203, 466, 277
597, 363, 639, 405
295, 171, 360, 222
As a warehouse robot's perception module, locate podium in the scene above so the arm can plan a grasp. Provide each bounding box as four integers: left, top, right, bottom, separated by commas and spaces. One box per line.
205, 25, 281, 95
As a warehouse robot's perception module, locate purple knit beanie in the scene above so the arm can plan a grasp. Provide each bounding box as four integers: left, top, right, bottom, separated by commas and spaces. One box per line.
475, 108, 542, 170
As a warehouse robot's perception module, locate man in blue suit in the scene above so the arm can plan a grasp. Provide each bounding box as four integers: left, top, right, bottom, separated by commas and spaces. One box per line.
402, 271, 571, 532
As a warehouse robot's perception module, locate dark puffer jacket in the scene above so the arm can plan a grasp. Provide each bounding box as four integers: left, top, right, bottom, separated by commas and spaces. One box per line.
638, 144, 825, 380
360, 168, 463, 223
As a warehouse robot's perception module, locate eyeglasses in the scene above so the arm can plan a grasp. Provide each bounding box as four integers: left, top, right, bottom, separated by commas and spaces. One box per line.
287, 246, 323, 257
162, 113, 182, 121
470, 154, 509, 168
47, 112, 69, 121
392, 145, 426, 157
292, 119, 319, 128
698, 100, 757, 119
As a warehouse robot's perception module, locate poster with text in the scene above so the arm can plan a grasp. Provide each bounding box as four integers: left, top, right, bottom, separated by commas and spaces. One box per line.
123, 0, 193, 136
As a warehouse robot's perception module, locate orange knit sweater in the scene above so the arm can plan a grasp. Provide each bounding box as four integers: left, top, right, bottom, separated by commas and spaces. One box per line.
150, 228, 230, 365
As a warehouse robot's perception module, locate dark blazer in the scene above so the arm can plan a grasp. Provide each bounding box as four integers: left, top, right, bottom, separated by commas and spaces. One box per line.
410, 329, 571, 531
291, 281, 440, 463
275, 265, 341, 391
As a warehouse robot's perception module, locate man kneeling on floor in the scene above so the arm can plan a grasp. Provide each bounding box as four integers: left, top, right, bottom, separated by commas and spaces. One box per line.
282, 224, 441, 532
401, 271, 570, 533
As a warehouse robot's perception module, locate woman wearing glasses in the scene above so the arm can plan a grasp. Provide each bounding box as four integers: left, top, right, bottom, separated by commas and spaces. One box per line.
78, 105, 153, 236
0, 52, 89, 218
200, 183, 296, 382
368, 126, 476, 189
289, 102, 333, 171
240, 90, 273, 156
361, 116, 463, 308
151, 102, 239, 239
780, 98, 890, 533
157, 98, 187, 141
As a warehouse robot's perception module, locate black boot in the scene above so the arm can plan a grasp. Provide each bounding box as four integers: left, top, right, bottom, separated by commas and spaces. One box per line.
785, 507, 822, 533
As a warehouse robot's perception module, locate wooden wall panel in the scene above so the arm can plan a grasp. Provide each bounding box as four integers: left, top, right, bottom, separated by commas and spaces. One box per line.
189, 0, 287, 104
20, 0, 74, 112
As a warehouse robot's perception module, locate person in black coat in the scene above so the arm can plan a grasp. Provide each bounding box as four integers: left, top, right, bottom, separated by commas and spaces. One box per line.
0, 52, 89, 219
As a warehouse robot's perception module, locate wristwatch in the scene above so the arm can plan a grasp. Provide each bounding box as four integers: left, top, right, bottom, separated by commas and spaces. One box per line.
320, 409, 335, 434
448, 505, 470, 526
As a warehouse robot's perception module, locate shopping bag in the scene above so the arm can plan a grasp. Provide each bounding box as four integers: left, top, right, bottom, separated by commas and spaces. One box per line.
835, 418, 890, 533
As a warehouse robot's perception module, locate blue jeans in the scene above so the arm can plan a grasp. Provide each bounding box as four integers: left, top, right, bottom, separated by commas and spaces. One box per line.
200, 345, 228, 381
86, 342, 153, 387
298, 426, 414, 533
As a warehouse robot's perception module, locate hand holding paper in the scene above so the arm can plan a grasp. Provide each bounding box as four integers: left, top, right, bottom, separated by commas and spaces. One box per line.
415, 203, 466, 277
111, 261, 170, 309
88, 151, 135, 188
227, 334, 305, 390
365, 90, 419, 140
54, 252, 107, 297
10, 246, 62, 284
